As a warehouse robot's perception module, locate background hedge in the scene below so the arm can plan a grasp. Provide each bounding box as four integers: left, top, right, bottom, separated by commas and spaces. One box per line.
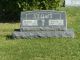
0, 0, 64, 22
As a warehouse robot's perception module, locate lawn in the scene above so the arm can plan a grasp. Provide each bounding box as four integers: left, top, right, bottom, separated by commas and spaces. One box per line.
0, 7, 80, 60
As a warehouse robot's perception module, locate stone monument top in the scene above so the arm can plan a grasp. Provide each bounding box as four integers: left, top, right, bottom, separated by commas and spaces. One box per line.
20, 10, 67, 31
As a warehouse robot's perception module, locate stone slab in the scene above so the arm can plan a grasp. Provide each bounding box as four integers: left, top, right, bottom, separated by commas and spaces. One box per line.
20, 10, 67, 31
12, 29, 74, 38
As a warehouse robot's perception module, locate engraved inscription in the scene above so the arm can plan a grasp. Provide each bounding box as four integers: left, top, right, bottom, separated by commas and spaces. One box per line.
35, 13, 53, 19
22, 20, 38, 26
26, 13, 53, 19
49, 20, 64, 25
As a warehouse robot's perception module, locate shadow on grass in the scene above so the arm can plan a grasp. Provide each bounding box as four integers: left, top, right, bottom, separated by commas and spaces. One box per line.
6, 29, 20, 40
6, 35, 14, 40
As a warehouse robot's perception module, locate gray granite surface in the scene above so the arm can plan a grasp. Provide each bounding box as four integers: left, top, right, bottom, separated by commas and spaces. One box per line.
12, 29, 74, 38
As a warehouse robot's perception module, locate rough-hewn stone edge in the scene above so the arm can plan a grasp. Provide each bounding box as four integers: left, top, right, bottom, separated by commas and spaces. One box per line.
12, 29, 74, 38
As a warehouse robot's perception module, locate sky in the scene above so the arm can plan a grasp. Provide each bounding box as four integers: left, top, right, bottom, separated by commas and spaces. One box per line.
65, 0, 80, 6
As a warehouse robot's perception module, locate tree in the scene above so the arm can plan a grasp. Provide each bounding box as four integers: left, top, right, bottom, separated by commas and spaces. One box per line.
0, 0, 64, 22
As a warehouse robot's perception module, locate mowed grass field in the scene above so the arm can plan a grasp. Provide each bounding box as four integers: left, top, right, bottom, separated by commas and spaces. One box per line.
0, 7, 80, 60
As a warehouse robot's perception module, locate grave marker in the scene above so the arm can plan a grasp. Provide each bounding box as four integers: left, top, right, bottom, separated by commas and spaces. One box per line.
20, 10, 67, 31
12, 10, 74, 38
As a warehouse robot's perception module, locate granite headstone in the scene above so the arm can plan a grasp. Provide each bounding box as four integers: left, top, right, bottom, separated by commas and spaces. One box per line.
12, 10, 74, 38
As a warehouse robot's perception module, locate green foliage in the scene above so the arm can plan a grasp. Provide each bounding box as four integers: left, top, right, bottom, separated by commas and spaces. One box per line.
0, 0, 64, 22
0, 0, 21, 22
17, 0, 64, 11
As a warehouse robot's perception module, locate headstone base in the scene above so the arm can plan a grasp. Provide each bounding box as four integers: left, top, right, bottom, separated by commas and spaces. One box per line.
12, 29, 74, 38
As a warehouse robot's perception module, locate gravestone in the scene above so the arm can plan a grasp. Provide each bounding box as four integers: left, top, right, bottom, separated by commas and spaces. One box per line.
12, 10, 74, 38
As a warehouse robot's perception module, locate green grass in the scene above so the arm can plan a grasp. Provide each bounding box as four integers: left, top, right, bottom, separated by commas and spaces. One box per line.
0, 7, 80, 60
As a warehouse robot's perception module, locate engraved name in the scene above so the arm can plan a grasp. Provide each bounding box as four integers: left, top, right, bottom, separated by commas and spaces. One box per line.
26, 13, 53, 19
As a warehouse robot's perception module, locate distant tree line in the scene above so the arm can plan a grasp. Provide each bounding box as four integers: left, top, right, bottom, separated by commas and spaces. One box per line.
0, 0, 64, 22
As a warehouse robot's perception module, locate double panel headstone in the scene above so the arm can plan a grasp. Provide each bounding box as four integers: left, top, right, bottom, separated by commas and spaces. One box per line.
20, 10, 67, 31
12, 10, 74, 38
